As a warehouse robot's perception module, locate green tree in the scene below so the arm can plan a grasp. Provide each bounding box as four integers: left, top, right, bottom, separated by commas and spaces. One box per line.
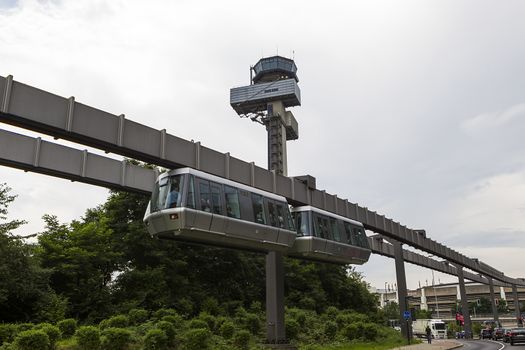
0, 183, 52, 322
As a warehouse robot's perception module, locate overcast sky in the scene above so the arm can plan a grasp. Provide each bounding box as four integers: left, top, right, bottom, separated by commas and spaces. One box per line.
1, 0, 524, 291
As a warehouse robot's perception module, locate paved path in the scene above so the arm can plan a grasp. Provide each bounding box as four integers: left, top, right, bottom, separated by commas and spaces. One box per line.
390, 339, 463, 350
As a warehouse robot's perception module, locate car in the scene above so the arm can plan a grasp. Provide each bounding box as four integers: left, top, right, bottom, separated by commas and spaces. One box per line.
493, 328, 505, 340
480, 328, 493, 339
509, 328, 525, 346
504, 329, 513, 343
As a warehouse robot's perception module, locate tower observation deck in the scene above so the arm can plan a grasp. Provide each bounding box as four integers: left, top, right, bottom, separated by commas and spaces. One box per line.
230, 56, 300, 175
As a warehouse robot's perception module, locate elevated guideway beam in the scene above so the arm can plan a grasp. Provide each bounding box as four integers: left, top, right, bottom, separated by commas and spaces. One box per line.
0, 126, 516, 291
0, 126, 511, 289
1, 74, 523, 287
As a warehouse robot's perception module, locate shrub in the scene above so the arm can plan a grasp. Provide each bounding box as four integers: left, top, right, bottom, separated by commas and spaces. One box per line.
219, 321, 235, 339
244, 313, 261, 335
362, 323, 379, 341
16, 324, 33, 332
0, 342, 14, 350
285, 318, 300, 341
325, 306, 339, 319
143, 329, 168, 350
232, 330, 251, 350
14, 329, 50, 350
188, 319, 209, 330
57, 319, 77, 338
201, 297, 220, 316
100, 315, 129, 330
198, 312, 217, 331
128, 309, 149, 325
75, 326, 101, 350
38, 324, 61, 348
342, 322, 361, 341
0, 324, 18, 345
324, 321, 337, 341
160, 315, 184, 330
183, 328, 210, 350
155, 321, 175, 344
153, 309, 178, 320
100, 328, 132, 350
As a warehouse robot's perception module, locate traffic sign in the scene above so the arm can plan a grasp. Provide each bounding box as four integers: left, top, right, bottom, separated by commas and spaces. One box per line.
404, 311, 411, 320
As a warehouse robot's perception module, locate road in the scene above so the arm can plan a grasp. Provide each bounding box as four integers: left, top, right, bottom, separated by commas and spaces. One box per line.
458, 339, 524, 350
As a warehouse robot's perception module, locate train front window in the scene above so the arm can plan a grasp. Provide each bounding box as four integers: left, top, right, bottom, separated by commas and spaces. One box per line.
187, 175, 195, 209
151, 175, 183, 212
295, 211, 309, 236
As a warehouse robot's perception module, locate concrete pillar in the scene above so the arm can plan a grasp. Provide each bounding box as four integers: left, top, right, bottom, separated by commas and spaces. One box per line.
500, 287, 507, 301
488, 278, 499, 322
392, 240, 410, 339
456, 266, 473, 339
421, 286, 428, 311
513, 285, 522, 327
266, 251, 285, 343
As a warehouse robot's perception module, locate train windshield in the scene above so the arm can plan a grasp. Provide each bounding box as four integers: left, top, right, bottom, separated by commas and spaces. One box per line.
151, 175, 183, 212
294, 211, 310, 236
433, 323, 446, 330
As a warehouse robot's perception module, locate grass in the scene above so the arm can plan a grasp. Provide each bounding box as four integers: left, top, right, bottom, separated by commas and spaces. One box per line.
300, 338, 419, 350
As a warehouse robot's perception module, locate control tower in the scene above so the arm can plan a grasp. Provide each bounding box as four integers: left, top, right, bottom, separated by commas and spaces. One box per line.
230, 55, 300, 176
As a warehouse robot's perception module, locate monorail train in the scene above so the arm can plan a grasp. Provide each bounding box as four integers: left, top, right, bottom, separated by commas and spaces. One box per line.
290, 206, 371, 264
143, 168, 297, 252
143, 167, 371, 265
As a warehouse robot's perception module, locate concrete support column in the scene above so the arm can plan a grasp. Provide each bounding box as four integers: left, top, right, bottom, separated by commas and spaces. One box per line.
421, 287, 428, 311
266, 251, 286, 343
392, 240, 410, 339
488, 278, 499, 322
513, 285, 521, 327
456, 266, 473, 339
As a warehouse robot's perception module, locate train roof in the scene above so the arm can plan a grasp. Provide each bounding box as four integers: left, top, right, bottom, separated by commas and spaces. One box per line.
291, 205, 364, 227
160, 167, 289, 202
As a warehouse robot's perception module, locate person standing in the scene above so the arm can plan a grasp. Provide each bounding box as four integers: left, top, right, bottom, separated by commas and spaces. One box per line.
426, 325, 432, 344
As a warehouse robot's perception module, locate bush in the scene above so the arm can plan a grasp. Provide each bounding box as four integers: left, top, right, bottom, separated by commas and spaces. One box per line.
325, 306, 339, 319
155, 321, 176, 344
143, 329, 168, 350
0, 342, 14, 350
362, 323, 379, 341
232, 330, 251, 350
244, 313, 261, 335
0, 324, 18, 345
188, 319, 209, 330
219, 321, 235, 339
128, 309, 149, 325
183, 328, 210, 350
100, 315, 129, 330
153, 309, 178, 320
14, 329, 50, 350
198, 312, 217, 331
38, 324, 61, 348
285, 318, 300, 341
160, 315, 184, 330
324, 321, 337, 341
57, 319, 77, 338
75, 326, 101, 350
100, 328, 132, 350
16, 324, 33, 332
342, 323, 360, 340
201, 297, 220, 316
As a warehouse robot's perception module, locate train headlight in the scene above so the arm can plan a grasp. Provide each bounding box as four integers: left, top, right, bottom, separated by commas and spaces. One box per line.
169, 213, 179, 220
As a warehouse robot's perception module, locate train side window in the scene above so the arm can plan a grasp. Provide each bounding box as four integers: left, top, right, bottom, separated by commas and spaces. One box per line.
274, 202, 287, 228
330, 218, 341, 242
224, 185, 240, 219
322, 217, 332, 240
284, 205, 294, 231
239, 190, 254, 222
353, 227, 368, 248
252, 194, 266, 224
186, 175, 196, 209
197, 179, 212, 212
344, 222, 355, 245
210, 182, 223, 215
267, 200, 278, 227
314, 214, 329, 239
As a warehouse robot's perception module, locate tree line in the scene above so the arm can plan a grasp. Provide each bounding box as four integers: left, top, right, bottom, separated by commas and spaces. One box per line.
0, 183, 380, 324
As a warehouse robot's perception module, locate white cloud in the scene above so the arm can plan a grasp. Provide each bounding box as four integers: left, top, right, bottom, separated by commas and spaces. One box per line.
1, 0, 525, 290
